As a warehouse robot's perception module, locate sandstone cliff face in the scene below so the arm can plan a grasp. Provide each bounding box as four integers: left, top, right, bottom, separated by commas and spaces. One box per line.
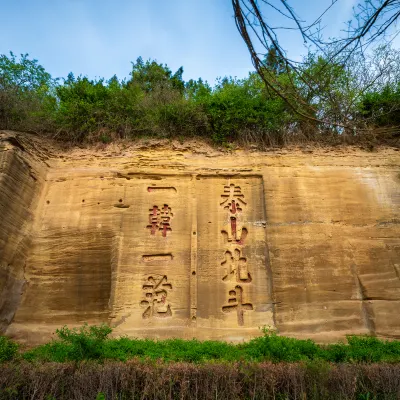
0, 133, 48, 333
1, 131, 399, 344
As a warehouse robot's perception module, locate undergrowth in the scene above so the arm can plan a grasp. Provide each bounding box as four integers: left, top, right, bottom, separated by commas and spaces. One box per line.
2, 326, 400, 399
6, 324, 400, 363
0, 336, 18, 363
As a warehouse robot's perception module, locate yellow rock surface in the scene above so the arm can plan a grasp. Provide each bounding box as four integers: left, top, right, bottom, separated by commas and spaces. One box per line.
1, 131, 400, 344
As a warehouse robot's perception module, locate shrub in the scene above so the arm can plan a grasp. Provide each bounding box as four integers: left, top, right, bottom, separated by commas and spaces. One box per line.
1, 361, 400, 399
0, 336, 18, 363
20, 324, 400, 365
2, 50, 399, 147
23, 324, 112, 362
359, 83, 400, 127
241, 327, 320, 362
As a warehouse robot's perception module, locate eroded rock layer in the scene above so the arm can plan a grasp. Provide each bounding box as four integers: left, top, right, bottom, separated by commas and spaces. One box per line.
1, 131, 399, 344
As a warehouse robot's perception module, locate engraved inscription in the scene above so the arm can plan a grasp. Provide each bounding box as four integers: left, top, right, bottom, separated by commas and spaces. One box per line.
221, 225, 248, 245
146, 204, 173, 237
221, 248, 252, 283
140, 275, 172, 319
142, 254, 173, 262
147, 187, 177, 193
220, 184, 246, 212
220, 184, 248, 244
220, 182, 253, 326
222, 285, 253, 326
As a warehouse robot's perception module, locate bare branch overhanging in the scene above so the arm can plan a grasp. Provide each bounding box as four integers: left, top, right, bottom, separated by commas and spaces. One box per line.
232, 0, 400, 132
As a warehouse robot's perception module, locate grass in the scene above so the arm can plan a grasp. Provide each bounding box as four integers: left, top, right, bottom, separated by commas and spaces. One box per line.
3, 324, 399, 364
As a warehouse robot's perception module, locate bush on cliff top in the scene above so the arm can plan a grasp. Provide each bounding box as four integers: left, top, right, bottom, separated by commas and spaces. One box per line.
1, 51, 400, 147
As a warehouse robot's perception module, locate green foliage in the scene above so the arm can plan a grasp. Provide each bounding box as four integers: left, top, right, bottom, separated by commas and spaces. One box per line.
0, 336, 18, 363
242, 327, 320, 362
298, 53, 359, 127
0, 52, 56, 131
201, 74, 288, 144
0, 52, 53, 90
1, 50, 399, 145
23, 324, 112, 362
19, 324, 400, 364
128, 57, 184, 94
55, 75, 118, 140
359, 83, 400, 126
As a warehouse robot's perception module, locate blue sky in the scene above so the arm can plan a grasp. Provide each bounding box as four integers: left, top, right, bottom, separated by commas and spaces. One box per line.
1, 0, 396, 85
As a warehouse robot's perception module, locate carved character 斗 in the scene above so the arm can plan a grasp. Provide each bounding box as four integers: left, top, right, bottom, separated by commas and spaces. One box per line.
222, 285, 253, 326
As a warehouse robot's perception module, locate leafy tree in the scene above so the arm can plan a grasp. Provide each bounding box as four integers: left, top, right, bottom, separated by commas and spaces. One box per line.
128, 57, 184, 93
202, 73, 288, 145
360, 82, 400, 126
232, 0, 400, 131
298, 54, 359, 127
0, 52, 56, 131
55, 75, 110, 140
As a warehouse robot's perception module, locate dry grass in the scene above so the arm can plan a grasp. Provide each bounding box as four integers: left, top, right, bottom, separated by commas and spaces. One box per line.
0, 361, 399, 399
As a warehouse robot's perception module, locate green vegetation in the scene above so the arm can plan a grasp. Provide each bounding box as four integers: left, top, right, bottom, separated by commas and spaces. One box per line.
0, 335, 18, 363
1, 326, 400, 398
1, 48, 399, 147
1, 324, 397, 363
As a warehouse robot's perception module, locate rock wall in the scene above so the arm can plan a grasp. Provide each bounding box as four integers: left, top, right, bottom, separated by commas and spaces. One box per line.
1, 131, 399, 344
0, 133, 48, 333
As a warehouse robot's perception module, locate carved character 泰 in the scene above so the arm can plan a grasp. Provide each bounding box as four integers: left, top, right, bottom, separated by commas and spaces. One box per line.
220, 184, 247, 213
222, 285, 253, 326
140, 275, 173, 319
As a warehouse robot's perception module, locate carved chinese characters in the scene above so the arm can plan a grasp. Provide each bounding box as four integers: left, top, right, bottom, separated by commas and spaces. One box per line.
146, 204, 173, 237
222, 285, 253, 326
138, 180, 256, 326
220, 184, 248, 244
220, 183, 253, 326
140, 275, 172, 318
221, 249, 252, 283
141, 200, 174, 319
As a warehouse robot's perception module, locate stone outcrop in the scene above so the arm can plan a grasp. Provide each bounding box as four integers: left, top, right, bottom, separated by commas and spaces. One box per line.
1, 131, 399, 344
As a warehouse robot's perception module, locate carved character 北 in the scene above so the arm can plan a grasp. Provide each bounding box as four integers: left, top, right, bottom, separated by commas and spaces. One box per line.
221, 248, 252, 283
146, 205, 173, 237
140, 275, 173, 319
222, 285, 253, 326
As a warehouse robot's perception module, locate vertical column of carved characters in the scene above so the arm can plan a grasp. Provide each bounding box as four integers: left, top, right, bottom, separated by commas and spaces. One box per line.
142, 202, 174, 318
219, 183, 253, 326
